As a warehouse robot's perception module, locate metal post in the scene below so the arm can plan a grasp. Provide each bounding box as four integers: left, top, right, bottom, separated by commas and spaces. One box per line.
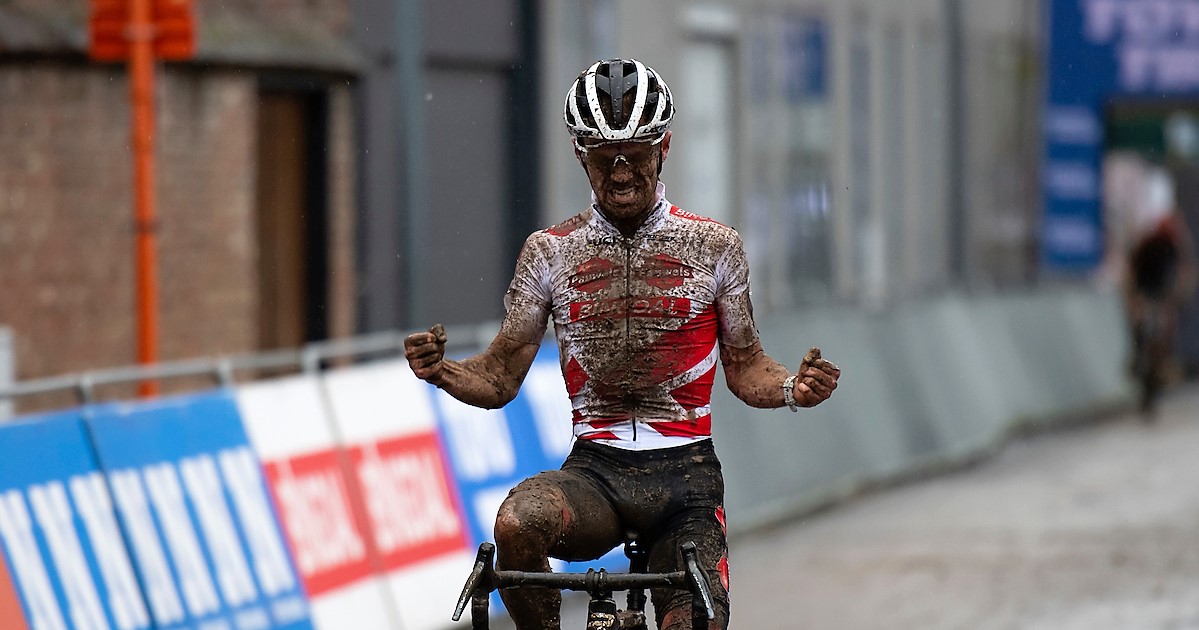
0, 328, 12, 421
397, 0, 428, 327
129, 0, 159, 395
945, 0, 967, 283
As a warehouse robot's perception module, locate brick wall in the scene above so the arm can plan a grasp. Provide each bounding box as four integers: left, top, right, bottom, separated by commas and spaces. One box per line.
0, 62, 262, 383
0, 0, 362, 400
157, 69, 260, 362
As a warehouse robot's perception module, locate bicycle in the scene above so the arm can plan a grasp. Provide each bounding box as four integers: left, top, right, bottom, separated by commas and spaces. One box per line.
452, 535, 717, 630
1131, 297, 1171, 418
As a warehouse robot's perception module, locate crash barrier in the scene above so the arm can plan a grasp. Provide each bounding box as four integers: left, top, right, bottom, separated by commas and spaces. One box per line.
0, 286, 1131, 629
0, 346, 621, 630
712, 287, 1133, 529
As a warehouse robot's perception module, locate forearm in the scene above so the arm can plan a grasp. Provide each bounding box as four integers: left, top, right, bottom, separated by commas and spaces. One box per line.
429, 353, 525, 409
407, 330, 539, 410
721, 341, 841, 409
721, 343, 790, 409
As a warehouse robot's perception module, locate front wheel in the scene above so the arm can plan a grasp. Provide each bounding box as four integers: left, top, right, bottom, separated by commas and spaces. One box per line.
1133, 308, 1165, 420
1138, 350, 1160, 418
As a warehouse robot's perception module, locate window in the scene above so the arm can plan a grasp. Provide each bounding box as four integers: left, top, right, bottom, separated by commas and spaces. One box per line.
744, 11, 834, 309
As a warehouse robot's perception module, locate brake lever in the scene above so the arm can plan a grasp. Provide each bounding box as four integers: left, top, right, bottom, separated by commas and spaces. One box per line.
453, 542, 496, 621
681, 541, 716, 620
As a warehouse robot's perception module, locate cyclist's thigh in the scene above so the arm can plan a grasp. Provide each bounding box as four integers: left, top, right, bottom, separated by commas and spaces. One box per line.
648, 507, 730, 630
501, 469, 624, 562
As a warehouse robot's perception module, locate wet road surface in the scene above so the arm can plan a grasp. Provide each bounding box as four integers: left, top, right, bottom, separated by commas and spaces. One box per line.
489, 384, 1199, 629
731, 384, 1199, 629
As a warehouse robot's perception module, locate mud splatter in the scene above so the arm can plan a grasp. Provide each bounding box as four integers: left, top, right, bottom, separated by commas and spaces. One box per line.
500, 193, 759, 432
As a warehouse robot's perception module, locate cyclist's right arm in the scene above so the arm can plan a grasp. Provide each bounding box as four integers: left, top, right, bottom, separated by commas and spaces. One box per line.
405, 233, 552, 410
405, 328, 540, 410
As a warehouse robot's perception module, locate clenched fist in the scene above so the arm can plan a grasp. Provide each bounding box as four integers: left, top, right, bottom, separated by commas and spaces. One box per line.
792, 346, 840, 407
404, 323, 448, 383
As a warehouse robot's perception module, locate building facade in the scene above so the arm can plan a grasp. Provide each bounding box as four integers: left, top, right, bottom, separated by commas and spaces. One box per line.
0, 0, 361, 384
1, 0, 1048, 386
537, 0, 1042, 314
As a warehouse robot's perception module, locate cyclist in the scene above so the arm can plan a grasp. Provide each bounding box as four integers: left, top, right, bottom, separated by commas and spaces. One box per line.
1123, 167, 1197, 403
404, 58, 840, 630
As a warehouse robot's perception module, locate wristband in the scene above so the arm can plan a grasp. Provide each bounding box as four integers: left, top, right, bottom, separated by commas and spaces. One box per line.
782, 374, 799, 412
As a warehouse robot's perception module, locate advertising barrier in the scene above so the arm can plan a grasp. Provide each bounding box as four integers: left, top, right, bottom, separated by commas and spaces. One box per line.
0, 554, 25, 630
236, 376, 397, 630
320, 361, 473, 630
85, 392, 314, 630
0, 350, 619, 630
0, 411, 143, 630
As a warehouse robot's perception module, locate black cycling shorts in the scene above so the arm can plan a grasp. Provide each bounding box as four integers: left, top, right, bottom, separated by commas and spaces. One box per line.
510, 438, 730, 629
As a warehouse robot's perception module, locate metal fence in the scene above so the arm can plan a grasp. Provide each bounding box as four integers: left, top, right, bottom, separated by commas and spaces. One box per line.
0, 322, 500, 410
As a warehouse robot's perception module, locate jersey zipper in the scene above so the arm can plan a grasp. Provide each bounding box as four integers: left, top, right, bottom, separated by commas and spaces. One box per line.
624, 236, 636, 442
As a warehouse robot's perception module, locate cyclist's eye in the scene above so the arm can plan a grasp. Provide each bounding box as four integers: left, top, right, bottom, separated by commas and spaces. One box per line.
585, 143, 654, 166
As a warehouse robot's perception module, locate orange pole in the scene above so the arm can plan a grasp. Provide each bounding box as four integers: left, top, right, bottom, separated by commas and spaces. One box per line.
129, 0, 159, 396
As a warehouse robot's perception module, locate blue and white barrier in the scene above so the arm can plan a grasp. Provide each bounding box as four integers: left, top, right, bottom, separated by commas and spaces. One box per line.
0, 350, 582, 630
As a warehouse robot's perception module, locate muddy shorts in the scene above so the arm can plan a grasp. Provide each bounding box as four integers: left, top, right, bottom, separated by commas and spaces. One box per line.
509, 438, 731, 629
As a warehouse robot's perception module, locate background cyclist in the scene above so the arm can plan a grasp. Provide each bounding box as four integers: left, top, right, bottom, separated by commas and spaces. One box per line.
1123, 166, 1198, 396
405, 58, 840, 630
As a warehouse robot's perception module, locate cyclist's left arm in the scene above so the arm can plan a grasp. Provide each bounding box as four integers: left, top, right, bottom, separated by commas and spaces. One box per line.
1172, 215, 1199, 305
712, 230, 839, 409
717, 303, 839, 409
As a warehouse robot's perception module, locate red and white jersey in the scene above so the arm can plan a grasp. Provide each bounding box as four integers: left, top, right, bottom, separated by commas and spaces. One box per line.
500, 183, 759, 450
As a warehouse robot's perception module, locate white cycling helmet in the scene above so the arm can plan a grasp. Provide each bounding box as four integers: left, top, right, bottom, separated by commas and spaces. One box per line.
563, 58, 675, 146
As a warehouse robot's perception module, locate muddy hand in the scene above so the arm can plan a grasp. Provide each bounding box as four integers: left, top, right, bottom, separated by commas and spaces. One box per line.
404, 323, 448, 383
795, 346, 841, 407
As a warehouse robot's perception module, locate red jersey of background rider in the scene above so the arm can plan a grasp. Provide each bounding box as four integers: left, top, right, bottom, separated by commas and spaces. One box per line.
500, 183, 760, 451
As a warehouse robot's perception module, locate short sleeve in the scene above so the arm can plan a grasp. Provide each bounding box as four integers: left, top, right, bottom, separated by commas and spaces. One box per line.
714, 229, 759, 349
499, 232, 553, 344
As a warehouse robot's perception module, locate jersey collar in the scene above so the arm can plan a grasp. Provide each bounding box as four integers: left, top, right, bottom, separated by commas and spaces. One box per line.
589, 181, 670, 236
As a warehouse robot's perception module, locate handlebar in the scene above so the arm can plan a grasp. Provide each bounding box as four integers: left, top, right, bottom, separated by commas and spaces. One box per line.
452, 541, 717, 624
494, 568, 691, 591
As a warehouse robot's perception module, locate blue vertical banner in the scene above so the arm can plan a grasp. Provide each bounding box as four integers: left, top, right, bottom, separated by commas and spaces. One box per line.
0, 411, 149, 630
783, 15, 827, 102
1042, 0, 1199, 271
85, 391, 314, 630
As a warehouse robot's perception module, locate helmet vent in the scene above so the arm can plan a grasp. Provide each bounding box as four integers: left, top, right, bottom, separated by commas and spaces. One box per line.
563, 58, 675, 143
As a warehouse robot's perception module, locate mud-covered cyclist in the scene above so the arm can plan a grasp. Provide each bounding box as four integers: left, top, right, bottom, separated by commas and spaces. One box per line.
404, 59, 841, 630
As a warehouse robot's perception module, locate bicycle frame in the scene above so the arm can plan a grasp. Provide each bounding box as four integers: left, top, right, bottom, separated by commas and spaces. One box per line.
452, 541, 717, 630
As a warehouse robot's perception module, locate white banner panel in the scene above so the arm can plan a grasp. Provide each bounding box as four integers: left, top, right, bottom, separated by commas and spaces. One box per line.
321, 361, 473, 630
237, 376, 398, 630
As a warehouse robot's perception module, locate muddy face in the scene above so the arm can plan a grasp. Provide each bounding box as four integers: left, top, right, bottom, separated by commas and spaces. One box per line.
579, 133, 671, 234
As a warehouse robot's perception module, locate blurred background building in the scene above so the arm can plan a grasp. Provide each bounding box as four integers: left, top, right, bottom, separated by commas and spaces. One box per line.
1, 0, 1197, 389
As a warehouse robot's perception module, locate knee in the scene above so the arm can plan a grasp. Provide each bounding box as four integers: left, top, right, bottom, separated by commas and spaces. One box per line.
494, 485, 569, 552
659, 609, 726, 630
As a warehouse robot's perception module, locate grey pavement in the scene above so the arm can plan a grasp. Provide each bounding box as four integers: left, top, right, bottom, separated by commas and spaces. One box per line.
730, 383, 1199, 630
489, 383, 1199, 629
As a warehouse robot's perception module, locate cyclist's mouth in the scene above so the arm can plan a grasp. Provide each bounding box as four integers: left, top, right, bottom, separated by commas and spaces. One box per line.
610, 186, 638, 204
